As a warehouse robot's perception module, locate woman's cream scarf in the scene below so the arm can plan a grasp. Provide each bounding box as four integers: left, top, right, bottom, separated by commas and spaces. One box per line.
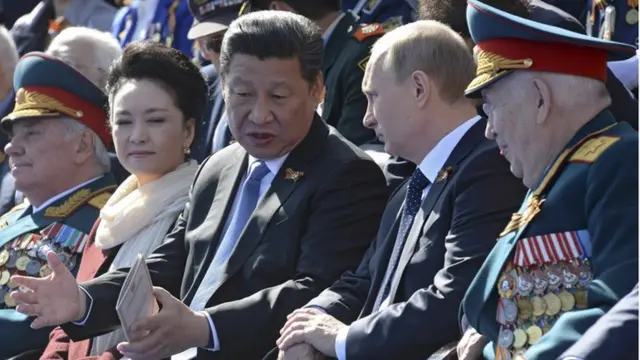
90, 160, 199, 356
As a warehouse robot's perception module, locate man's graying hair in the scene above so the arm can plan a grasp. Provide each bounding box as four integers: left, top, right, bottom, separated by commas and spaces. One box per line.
219, 10, 323, 86
61, 118, 111, 172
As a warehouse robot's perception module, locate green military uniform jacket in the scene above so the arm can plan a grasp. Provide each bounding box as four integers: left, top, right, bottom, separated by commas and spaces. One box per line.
462, 110, 638, 360
0, 174, 116, 358
321, 12, 382, 146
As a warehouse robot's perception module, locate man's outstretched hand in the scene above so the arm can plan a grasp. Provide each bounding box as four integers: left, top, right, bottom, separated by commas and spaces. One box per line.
10, 251, 86, 328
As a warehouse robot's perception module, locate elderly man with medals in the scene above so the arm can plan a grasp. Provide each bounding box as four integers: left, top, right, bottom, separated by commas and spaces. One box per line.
458, 1, 638, 360
0, 53, 116, 358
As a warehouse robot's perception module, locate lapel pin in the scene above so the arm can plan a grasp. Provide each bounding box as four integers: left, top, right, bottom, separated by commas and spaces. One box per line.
284, 168, 304, 182
435, 166, 454, 183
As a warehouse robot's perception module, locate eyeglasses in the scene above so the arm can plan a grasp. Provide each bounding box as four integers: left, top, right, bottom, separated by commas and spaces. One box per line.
203, 33, 225, 54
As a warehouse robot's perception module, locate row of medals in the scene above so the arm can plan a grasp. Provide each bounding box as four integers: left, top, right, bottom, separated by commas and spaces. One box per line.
496, 259, 592, 358
0, 238, 77, 307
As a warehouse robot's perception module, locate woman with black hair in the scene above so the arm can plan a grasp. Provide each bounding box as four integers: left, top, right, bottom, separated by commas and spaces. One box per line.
39, 40, 207, 360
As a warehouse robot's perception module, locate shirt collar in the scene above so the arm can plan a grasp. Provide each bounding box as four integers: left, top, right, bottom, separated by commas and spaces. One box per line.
418, 115, 482, 183
248, 154, 289, 177
32, 175, 104, 212
322, 13, 346, 45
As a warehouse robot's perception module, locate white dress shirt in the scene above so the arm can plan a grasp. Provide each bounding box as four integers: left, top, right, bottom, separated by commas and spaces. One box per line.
334, 115, 482, 360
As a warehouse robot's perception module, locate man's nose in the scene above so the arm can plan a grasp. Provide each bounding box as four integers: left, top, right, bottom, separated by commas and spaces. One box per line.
485, 121, 496, 140
251, 96, 274, 125
4, 138, 23, 157
362, 105, 376, 130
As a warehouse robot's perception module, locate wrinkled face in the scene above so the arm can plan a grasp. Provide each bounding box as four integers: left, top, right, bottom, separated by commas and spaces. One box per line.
223, 55, 321, 160
111, 79, 194, 185
4, 118, 81, 196
362, 57, 415, 158
482, 74, 541, 187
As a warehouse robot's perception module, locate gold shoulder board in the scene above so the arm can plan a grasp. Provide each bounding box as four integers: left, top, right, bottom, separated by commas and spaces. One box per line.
569, 136, 620, 164
88, 192, 112, 210
43, 185, 115, 218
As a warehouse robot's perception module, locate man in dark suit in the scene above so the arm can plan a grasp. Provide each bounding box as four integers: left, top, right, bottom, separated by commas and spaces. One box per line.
273, 20, 526, 360
10, 11, 389, 360
558, 284, 638, 360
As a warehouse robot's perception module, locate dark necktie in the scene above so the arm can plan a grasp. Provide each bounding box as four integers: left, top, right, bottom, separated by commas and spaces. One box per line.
372, 168, 430, 311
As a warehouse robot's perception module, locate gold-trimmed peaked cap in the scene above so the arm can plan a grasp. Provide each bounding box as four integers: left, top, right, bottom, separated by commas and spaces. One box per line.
2, 52, 110, 147
465, 0, 636, 98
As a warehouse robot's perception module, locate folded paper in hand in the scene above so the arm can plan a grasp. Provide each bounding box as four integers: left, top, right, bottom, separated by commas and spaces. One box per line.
116, 253, 155, 341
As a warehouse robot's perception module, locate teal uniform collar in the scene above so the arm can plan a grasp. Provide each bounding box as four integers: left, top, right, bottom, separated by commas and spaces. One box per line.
531, 109, 617, 190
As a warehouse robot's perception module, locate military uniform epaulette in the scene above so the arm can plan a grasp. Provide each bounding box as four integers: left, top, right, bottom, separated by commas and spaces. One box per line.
43, 185, 116, 218
569, 135, 620, 163
352, 23, 385, 42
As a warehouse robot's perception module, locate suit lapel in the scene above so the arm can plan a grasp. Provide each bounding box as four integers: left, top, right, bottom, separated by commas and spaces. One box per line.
220, 116, 329, 287
186, 147, 247, 299
386, 119, 488, 301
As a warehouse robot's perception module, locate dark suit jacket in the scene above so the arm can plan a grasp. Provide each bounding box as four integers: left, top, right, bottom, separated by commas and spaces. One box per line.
306, 119, 527, 360
191, 64, 224, 163
322, 12, 379, 146
61, 116, 389, 359
559, 284, 639, 360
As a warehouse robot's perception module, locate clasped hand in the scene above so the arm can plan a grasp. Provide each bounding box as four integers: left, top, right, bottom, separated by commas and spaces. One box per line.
276, 307, 347, 359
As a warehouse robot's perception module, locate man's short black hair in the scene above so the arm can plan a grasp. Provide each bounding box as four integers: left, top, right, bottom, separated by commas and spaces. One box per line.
419, 0, 531, 40
220, 10, 323, 86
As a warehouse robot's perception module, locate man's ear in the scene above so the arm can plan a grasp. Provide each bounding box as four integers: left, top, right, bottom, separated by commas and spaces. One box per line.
532, 77, 551, 125
411, 70, 430, 108
75, 130, 95, 165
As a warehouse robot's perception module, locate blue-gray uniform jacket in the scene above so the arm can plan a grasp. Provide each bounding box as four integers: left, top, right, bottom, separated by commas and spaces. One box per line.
0, 174, 116, 358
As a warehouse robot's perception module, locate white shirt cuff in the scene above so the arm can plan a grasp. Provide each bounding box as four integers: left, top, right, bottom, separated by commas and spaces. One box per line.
201, 311, 220, 352
71, 286, 93, 326
335, 325, 349, 360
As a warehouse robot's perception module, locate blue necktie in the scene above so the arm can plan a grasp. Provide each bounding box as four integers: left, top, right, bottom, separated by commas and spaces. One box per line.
190, 161, 270, 309
372, 168, 430, 311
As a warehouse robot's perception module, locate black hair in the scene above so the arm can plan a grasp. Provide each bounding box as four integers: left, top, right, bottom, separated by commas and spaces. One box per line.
105, 41, 208, 124
219, 10, 323, 86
